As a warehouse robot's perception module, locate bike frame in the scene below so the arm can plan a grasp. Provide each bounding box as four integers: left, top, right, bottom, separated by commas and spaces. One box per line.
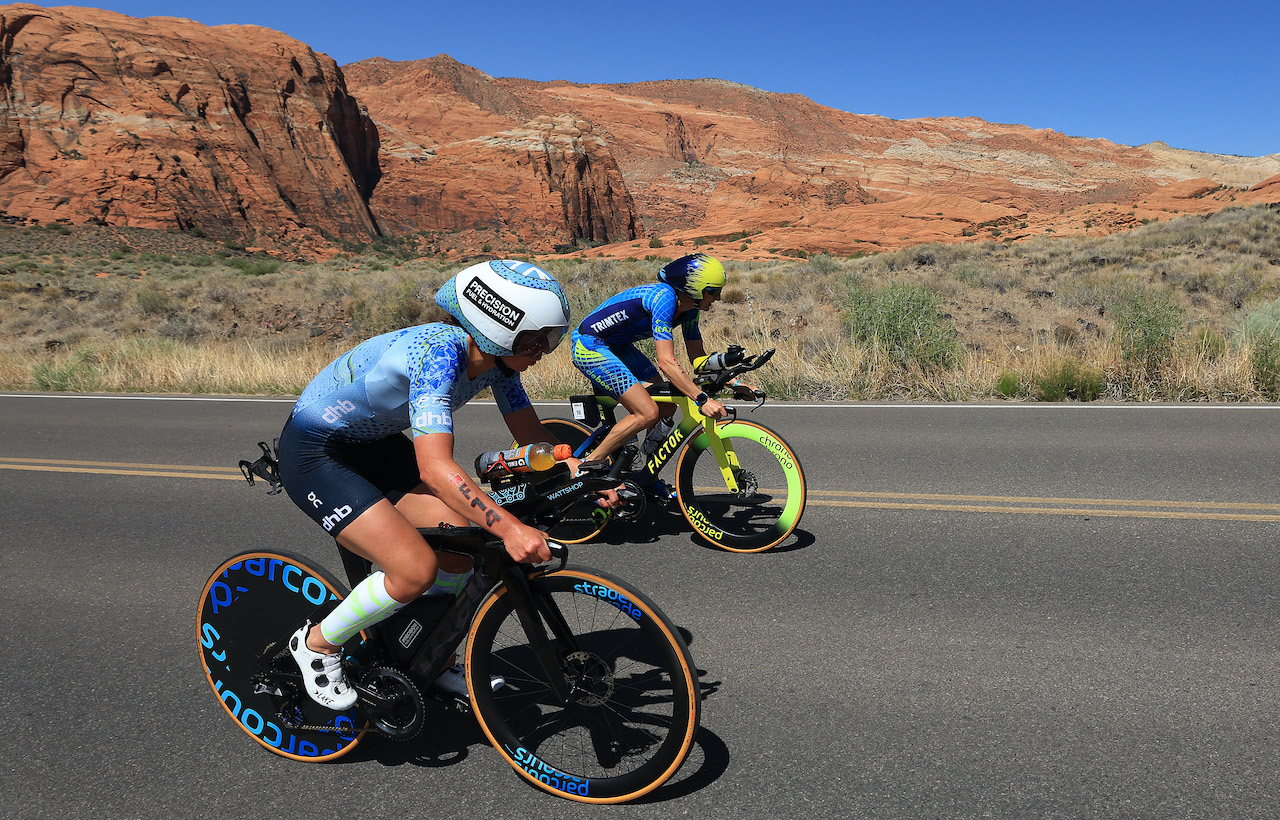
569, 388, 747, 492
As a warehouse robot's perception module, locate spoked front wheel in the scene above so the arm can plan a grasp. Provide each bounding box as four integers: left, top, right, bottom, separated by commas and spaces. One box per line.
675, 419, 806, 552
465, 568, 700, 803
197, 550, 367, 761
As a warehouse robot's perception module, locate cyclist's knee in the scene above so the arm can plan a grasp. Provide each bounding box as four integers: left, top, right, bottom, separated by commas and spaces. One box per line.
384, 563, 438, 599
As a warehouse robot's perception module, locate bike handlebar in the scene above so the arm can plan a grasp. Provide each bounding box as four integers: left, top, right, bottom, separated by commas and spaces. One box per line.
693, 347, 775, 401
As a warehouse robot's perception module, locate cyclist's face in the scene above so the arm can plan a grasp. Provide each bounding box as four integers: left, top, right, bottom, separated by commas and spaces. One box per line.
504, 326, 566, 369
698, 287, 723, 311
520, 326, 565, 354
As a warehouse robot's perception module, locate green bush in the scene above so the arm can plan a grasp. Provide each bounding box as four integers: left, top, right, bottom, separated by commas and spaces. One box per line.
1237, 297, 1280, 396
136, 288, 174, 316
649, 237, 664, 248
1112, 290, 1185, 372
842, 281, 960, 371
996, 370, 1021, 397
1034, 357, 1105, 401
226, 257, 281, 276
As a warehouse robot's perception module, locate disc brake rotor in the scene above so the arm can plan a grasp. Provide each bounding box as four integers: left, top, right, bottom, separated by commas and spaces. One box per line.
562, 650, 615, 707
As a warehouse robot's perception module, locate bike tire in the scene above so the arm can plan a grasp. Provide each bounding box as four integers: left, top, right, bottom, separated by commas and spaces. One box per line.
675, 418, 806, 552
197, 550, 368, 762
524, 417, 611, 544
465, 567, 700, 803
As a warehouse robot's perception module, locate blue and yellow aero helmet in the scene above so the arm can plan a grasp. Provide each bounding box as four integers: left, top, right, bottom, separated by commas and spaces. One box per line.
657, 253, 726, 300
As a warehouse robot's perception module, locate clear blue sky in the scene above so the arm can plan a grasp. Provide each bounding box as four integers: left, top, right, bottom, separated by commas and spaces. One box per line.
74, 1, 1278, 157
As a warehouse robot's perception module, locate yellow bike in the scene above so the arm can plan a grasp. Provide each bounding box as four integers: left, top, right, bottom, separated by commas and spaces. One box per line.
534, 347, 807, 553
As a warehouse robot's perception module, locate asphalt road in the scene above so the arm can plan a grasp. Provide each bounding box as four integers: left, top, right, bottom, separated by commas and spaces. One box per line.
1, 394, 1277, 819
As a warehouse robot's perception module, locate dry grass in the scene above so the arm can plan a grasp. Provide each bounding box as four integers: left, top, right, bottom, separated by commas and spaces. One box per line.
2, 204, 1279, 401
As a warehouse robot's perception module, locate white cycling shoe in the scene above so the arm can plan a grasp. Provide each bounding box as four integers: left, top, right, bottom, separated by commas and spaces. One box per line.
288, 622, 358, 711
433, 663, 505, 698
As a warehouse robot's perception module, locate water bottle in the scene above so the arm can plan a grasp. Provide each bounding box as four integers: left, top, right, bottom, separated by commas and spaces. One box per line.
642, 417, 676, 455
475, 442, 571, 479
693, 345, 746, 373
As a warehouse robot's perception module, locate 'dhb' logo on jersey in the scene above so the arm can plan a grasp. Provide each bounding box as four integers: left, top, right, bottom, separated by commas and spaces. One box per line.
463, 277, 524, 330
321, 400, 356, 424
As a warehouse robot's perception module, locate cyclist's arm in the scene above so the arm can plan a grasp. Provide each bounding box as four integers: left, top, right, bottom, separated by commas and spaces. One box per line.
684, 337, 707, 365
655, 338, 726, 418
502, 406, 620, 507
412, 432, 550, 563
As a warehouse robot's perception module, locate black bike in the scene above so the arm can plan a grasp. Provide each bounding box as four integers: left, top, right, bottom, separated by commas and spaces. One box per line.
200, 445, 700, 803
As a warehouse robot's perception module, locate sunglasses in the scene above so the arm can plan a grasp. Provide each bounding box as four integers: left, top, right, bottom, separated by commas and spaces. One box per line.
701, 287, 722, 299
513, 326, 567, 356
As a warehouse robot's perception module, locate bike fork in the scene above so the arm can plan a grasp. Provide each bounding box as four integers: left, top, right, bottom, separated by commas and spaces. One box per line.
501, 567, 575, 704
687, 415, 743, 493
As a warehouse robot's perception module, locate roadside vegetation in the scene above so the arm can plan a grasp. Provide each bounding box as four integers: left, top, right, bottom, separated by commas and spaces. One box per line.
1, 203, 1278, 401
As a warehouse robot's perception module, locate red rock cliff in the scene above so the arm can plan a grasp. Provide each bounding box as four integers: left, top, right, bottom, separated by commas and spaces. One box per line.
0, 4, 380, 252
343, 56, 637, 253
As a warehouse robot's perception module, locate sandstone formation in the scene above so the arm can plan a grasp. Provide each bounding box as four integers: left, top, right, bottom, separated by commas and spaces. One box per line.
0, 5, 1276, 260
345, 67, 1280, 259
343, 57, 637, 254
0, 4, 380, 254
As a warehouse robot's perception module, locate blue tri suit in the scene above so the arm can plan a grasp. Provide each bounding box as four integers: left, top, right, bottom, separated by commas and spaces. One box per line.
278, 323, 531, 536
572, 283, 702, 397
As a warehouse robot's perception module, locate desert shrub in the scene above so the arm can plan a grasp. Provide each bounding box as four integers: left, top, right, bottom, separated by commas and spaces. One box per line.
136, 288, 174, 316
226, 257, 281, 276
996, 370, 1022, 397
1236, 297, 1280, 396
1112, 290, 1185, 373
1191, 325, 1226, 360
842, 281, 960, 371
1033, 357, 1105, 401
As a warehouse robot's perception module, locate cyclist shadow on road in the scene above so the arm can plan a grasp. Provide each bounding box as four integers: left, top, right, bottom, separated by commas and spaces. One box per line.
586, 504, 816, 555
349, 625, 732, 801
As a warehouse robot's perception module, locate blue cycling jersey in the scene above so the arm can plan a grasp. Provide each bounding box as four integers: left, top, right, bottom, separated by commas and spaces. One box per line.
291, 323, 530, 441
576, 283, 701, 345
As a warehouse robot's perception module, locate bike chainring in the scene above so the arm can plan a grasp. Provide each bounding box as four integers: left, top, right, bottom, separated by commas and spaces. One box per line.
614, 479, 647, 521
357, 666, 426, 740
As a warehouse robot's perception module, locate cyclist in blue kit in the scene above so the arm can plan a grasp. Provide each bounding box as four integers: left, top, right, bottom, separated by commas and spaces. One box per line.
572, 253, 757, 499
277, 260, 603, 710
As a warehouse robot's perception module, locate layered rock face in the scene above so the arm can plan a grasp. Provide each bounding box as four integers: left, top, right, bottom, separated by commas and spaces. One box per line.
0, 4, 380, 252
0, 5, 1275, 259
343, 57, 637, 253
346, 63, 1280, 257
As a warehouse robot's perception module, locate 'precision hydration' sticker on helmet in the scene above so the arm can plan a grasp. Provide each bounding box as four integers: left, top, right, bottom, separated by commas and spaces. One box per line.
463, 276, 525, 330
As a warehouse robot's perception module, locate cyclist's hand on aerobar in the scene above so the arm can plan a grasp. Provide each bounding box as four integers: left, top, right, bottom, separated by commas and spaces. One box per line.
700, 397, 728, 419
503, 522, 553, 564
567, 456, 622, 509
733, 381, 764, 401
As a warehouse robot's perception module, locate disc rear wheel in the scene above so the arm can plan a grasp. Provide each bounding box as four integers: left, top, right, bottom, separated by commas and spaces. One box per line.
197, 550, 368, 761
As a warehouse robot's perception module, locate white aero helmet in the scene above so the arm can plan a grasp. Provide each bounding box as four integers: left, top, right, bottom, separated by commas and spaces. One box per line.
435, 260, 571, 357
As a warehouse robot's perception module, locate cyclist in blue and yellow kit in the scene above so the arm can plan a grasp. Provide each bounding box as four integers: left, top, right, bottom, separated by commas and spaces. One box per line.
572, 253, 755, 499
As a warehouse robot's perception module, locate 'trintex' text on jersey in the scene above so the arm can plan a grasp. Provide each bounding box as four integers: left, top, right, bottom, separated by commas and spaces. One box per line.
588, 309, 629, 334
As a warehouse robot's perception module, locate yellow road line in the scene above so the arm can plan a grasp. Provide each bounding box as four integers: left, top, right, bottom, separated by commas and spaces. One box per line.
5, 457, 1276, 522
0, 456, 243, 480
808, 498, 1280, 522
0, 456, 241, 472
807, 488, 1280, 512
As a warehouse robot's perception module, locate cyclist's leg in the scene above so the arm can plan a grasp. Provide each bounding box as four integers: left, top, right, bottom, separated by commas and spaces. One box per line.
572, 335, 661, 462
277, 425, 442, 703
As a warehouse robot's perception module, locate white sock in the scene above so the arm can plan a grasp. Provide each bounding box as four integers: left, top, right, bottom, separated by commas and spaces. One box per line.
320, 571, 406, 646
425, 569, 472, 597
